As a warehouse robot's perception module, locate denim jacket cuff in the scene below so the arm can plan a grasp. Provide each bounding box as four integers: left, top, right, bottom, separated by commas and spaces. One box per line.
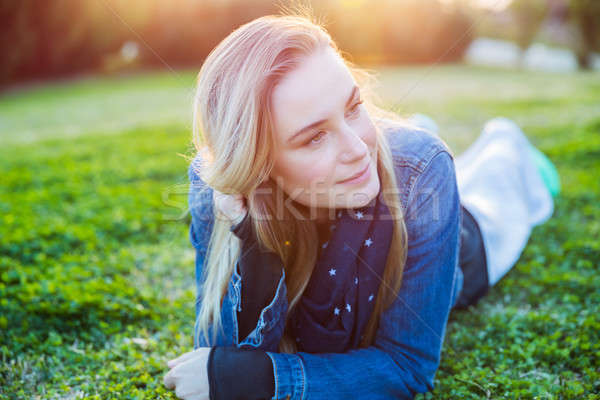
264, 351, 306, 400
236, 266, 288, 350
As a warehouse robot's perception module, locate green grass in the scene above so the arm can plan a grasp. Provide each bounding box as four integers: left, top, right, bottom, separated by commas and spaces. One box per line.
1, 65, 599, 398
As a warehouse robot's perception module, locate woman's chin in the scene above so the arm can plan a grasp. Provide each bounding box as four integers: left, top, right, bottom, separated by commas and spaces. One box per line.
345, 173, 380, 209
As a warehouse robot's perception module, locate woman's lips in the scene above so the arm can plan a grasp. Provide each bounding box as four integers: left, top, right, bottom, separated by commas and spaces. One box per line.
337, 162, 370, 184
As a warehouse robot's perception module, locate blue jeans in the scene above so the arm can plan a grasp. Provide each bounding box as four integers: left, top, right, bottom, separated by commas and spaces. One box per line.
454, 205, 489, 309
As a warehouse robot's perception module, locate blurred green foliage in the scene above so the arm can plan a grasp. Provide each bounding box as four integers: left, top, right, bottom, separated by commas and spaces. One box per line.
0, 123, 195, 399
0, 65, 599, 397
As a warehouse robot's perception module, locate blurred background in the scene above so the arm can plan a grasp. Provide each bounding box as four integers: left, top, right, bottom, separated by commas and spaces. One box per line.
1, 0, 599, 87
1, 0, 599, 145
1, 0, 599, 398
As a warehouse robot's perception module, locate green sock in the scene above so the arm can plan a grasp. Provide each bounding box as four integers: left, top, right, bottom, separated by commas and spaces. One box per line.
527, 144, 561, 198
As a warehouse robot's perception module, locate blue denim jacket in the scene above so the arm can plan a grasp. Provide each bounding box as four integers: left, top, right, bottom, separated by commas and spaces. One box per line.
188, 118, 465, 399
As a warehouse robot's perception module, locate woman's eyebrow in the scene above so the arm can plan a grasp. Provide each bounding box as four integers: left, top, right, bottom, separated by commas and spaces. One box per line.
287, 85, 360, 144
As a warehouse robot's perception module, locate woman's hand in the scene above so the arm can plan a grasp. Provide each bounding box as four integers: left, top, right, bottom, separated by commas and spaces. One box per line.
213, 189, 247, 226
163, 347, 212, 400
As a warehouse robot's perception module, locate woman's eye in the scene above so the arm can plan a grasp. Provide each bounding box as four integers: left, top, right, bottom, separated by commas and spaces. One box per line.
304, 100, 363, 147
307, 131, 326, 146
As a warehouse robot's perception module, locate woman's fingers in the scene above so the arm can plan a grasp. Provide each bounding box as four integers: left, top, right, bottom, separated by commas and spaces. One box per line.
213, 189, 247, 223
164, 348, 212, 398
163, 366, 177, 389
167, 348, 200, 369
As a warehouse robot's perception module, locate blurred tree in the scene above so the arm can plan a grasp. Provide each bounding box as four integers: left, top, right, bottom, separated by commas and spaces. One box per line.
509, 0, 548, 59
569, 0, 600, 69
138, 0, 277, 68
0, 0, 475, 87
0, 0, 141, 85
325, 0, 473, 65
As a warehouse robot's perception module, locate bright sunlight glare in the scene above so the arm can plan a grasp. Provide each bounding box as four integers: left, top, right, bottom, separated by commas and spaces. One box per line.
438, 0, 513, 12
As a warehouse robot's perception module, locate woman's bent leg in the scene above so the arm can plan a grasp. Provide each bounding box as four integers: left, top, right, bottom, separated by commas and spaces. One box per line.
455, 117, 555, 286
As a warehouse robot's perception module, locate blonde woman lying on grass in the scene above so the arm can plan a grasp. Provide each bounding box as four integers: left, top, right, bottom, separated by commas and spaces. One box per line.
163, 12, 558, 400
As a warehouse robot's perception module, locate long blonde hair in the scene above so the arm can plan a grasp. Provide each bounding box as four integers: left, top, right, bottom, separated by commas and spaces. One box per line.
191, 10, 409, 353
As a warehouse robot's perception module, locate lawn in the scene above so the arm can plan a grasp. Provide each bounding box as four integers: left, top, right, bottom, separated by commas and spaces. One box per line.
0, 65, 599, 399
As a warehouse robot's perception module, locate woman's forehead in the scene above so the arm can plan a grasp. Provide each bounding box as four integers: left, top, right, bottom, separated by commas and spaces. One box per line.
271, 47, 356, 143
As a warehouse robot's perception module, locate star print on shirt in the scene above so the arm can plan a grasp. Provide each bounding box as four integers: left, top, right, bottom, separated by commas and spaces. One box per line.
333, 307, 340, 315
364, 237, 373, 247
329, 268, 336, 276
355, 211, 364, 219
368, 294, 374, 302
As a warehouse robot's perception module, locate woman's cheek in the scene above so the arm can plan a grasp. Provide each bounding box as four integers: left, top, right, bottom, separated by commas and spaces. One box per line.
278, 149, 337, 193
296, 157, 334, 193
305, 165, 330, 191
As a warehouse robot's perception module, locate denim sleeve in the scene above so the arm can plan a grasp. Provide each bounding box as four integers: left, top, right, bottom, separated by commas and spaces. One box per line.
231, 211, 286, 344
265, 150, 461, 400
188, 161, 288, 351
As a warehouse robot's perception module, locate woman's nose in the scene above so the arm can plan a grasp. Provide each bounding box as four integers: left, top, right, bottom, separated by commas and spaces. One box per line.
338, 124, 368, 163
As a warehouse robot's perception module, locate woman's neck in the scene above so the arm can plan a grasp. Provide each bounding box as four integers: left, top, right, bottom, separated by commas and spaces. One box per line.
314, 206, 336, 224
314, 208, 336, 244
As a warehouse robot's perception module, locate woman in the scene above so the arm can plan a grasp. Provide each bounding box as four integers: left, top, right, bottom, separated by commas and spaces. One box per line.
163, 13, 557, 400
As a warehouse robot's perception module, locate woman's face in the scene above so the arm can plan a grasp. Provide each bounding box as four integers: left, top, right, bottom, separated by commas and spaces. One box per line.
269, 46, 380, 221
